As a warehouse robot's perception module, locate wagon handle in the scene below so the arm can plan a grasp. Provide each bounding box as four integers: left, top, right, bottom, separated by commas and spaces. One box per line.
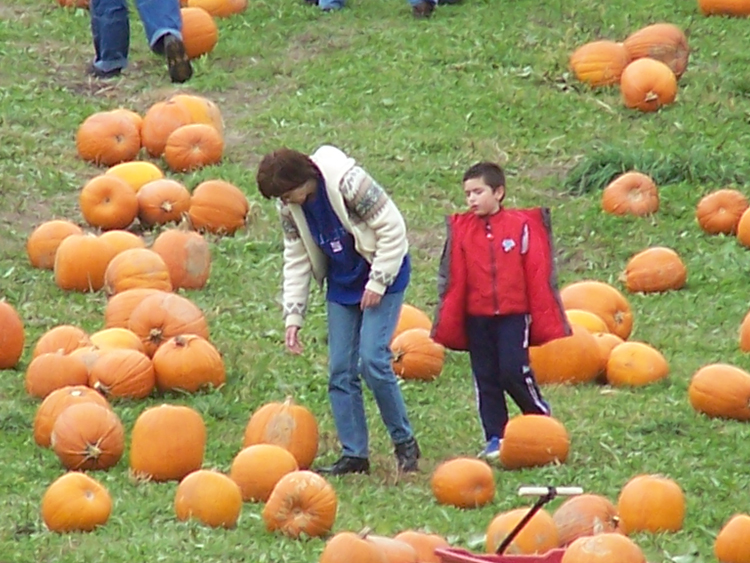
495, 486, 583, 555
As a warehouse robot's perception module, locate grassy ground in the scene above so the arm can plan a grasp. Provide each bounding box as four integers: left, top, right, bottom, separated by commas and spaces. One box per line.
2, 0, 750, 561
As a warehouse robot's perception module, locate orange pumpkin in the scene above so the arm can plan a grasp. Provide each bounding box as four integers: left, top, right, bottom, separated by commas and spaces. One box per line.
229, 444, 299, 502
485, 507, 559, 554
164, 123, 224, 172
242, 397, 319, 469
601, 172, 659, 217
129, 404, 206, 481
715, 514, 750, 563
152, 334, 225, 392
561, 533, 645, 563
735, 207, 750, 249
569, 40, 630, 87
170, 93, 224, 134
33, 325, 90, 358
605, 341, 669, 387
0, 301, 25, 369
25, 351, 89, 398
261, 470, 337, 538
151, 228, 211, 289
621, 246, 687, 293
105, 161, 164, 192
529, 324, 602, 385
180, 7, 219, 59
33, 385, 112, 448
696, 189, 749, 235
140, 100, 193, 158
110, 108, 143, 134
76, 111, 141, 166
50, 402, 125, 471
565, 309, 609, 334
41, 472, 112, 532
391, 328, 445, 381
622, 23, 689, 78
430, 457, 495, 509
320, 531, 388, 563
103, 288, 164, 329
79, 174, 139, 230
174, 470, 243, 528
620, 58, 678, 112
27, 220, 84, 269
98, 230, 147, 256
559, 280, 634, 339
393, 531, 450, 563
552, 494, 621, 546
392, 303, 433, 341
103, 247, 173, 296
186, 0, 246, 17
89, 348, 155, 399
617, 474, 685, 534
365, 534, 419, 563
136, 179, 192, 227
189, 179, 250, 235
591, 332, 624, 380
54, 233, 117, 292
699, 0, 750, 16
688, 363, 750, 420
499, 414, 569, 469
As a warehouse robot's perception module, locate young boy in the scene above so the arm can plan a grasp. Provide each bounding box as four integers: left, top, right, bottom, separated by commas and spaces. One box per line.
431, 162, 571, 460
256, 145, 420, 475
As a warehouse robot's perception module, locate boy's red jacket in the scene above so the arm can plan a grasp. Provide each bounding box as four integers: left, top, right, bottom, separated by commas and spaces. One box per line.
431, 207, 571, 351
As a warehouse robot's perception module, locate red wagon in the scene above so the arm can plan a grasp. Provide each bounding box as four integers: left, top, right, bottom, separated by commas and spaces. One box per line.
435, 486, 582, 563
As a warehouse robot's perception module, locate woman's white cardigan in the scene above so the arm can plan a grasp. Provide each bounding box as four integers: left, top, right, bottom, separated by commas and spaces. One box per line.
279, 145, 409, 328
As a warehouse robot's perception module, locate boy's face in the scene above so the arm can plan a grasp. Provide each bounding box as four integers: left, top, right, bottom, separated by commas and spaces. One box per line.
463, 177, 504, 216
280, 178, 318, 205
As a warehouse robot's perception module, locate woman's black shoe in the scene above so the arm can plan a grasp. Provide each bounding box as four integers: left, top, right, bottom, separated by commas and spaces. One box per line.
316, 456, 370, 475
395, 437, 420, 472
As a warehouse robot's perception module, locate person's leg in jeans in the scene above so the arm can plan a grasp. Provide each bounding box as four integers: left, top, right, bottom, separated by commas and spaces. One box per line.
358, 291, 419, 471
326, 300, 369, 460
135, 0, 192, 82
497, 314, 550, 416
318, 0, 344, 10
90, 0, 130, 75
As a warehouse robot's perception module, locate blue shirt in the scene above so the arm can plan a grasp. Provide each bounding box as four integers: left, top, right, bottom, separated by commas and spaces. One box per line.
302, 181, 410, 305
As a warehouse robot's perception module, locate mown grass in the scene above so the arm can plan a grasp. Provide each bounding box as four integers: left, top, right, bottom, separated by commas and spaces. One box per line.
2, 0, 750, 561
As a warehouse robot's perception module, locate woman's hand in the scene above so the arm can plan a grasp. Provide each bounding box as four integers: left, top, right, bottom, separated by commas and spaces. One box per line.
360, 289, 382, 310
285, 325, 303, 354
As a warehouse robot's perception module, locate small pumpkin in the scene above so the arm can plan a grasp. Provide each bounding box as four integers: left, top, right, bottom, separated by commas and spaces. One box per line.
33, 325, 90, 358
0, 301, 25, 369
180, 7, 219, 59
140, 100, 193, 158
699, 0, 750, 16
391, 328, 445, 381
170, 93, 224, 134
33, 385, 112, 448
393, 530, 450, 563
261, 470, 338, 538
152, 334, 225, 393
552, 493, 621, 546
499, 414, 570, 469
621, 246, 687, 293
103, 288, 164, 329
164, 123, 224, 172
89, 327, 145, 353
41, 472, 112, 533
622, 23, 689, 78
229, 444, 299, 502
529, 325, 602, 385
104, 247, 173, 296
565, 309, 609, 334
188, 179, 250, 235
186, 0, 247, 17
54, 233, 118, 292
601, 172, 659, 217
688, 363, 750, 420
98, 230, 147, 256
561, 533, 645, 563
26, 220, 84, 269
569, 40, 630, 87
696, 189, 749, 235
365, 533, 419, 563
559, 280, 634, 339
485, 506, 559, 554
735, 207, 750, 249
76, 111, 141, 166
88, 348, 156, 399
715, 514, 750, 563
25, 351, 89, 398
430, 457, 495, 509
136, 179, 192, 227
392, 303, 433, 341
129, 404, 206, 481
605, 341, 669, 387
319, 531, 388, 563
174, 469, 243, 528
620, 58, 678, 112
617, 474, 685, 534
50, 402, 125, 471
79, 174, 139, 231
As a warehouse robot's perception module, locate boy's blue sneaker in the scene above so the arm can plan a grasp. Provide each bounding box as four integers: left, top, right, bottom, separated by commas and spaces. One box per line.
478, 436, 501, 461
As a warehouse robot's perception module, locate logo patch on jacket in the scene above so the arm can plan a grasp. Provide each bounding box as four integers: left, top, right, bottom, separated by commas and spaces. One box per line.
501, 238, 516, 252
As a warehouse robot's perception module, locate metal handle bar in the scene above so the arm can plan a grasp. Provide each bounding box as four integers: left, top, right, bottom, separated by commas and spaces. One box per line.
518, 486, 583, 497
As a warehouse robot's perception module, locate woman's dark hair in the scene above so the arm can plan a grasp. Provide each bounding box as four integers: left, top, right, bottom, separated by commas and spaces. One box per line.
256, 148, 322, 199
462, 161, 506, 192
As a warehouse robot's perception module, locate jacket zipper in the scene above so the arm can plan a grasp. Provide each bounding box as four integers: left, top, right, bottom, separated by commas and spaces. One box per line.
485, 219, 500, 315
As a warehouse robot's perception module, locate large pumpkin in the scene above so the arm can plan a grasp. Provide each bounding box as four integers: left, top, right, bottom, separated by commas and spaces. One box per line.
485, 506, 559, 554
605, 341, 669, 387
499, 414, 569, 469
715, 514, 750, 563
688, 363, 750, 420
151, 228, 211, 290
188, 179, 250, 235
229, 444, 299, 502
552, 494, 621, 546
560, 280, 634, 339
569, 40, 630, 87
391, 328, 445, 381
33, 385, 112, 448
430, 457, 495, 509
620, 58, 678, 112
696, 189, 749, 235
174, 469, 243, 528
50, 402, 125, 471
0, 301, 25, 369
54, 233, 117, 292
41, 472, 112, 533
242, 397, 319, 469
32, 325, 90, 358
262, 470, 337, 538
622, 23, 689, 78
26, 219, 83, 269
621, 246, 686, 293
129, 404, 206, 481
617, 474, 685, 534
561, 533, 645, 563
601, 172, 659, 217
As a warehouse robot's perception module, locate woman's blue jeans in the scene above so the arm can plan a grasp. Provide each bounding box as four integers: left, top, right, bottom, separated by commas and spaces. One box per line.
90, 0, 183, 73
326, 292, 414, 459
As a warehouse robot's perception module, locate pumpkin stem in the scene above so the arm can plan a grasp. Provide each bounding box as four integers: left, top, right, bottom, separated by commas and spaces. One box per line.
357, 526, 373, 538
173, 335, 188, 347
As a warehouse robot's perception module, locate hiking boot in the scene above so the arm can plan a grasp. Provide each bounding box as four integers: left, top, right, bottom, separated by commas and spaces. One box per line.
478, 436, 501, 462
163, 33, 193, 83
394, 437, 420, 472
86, 63, 122, 79
412, 0, 435, 18
315, 456, 370, 475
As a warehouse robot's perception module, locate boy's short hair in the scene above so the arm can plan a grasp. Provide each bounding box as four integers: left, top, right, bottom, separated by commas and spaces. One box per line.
256, 148, 322, 199
463, 162, 506, 192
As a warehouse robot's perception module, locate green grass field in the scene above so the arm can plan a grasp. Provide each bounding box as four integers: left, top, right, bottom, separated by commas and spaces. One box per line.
2, 0, 750, 561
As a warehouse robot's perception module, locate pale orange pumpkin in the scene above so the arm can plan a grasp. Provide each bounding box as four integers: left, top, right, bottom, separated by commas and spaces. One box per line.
34, 385, 112, 448
170, 93, 224, 134
392, 303, 433, 341
621, 246, 687, 293
430, 457, 495, 509
103, 288, 164, 329
180, 7, 219, 59
151, 228, 211, 289
699, 0, 750, 16
76, 111, 141, 166
50, 402, 125, 471
696, 189, 749, 235
136, 179, 192, 227
714, 514, 750, 563
186, 0, 246, 17
129, 404, 206, 481
54, 233, 118, 292
103, 247, 173, 296
98, 230, 147, 256
499, 414, 569, 469
189, 179, 250, 235
25, 351, 89, 398
529, 325, 602, 385
0, 301, 25, 369
242, 397, 319, 469
569, 40, 630, 87
601, 172, 659, 217
365, 534, 419, 563
164, 123, 224, 172
591, 332, 624, 380
620, 58, 678, 112
393, 530, 450, 563
229, 444, 299, 502
320, 531, 388, 563
88, 348, 155, 399
41, 472, 112, 533
391, 328, 445, 381
565, 309, 609, 334
261, 470, 337, 538
485, 507, 559, 554
617, 474, 685, 534
688, 363, 750, 420
33, 325, 90, 358
561, 533, 645, 563
152, 334, 225, 392
559, 280, 634, 339
605, 341, 669, 386
174, 470, 243, 528
26, 220, 84, 269
552, 494, 621, 546
89, 327, 145, 353
622, 23, 689, 78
